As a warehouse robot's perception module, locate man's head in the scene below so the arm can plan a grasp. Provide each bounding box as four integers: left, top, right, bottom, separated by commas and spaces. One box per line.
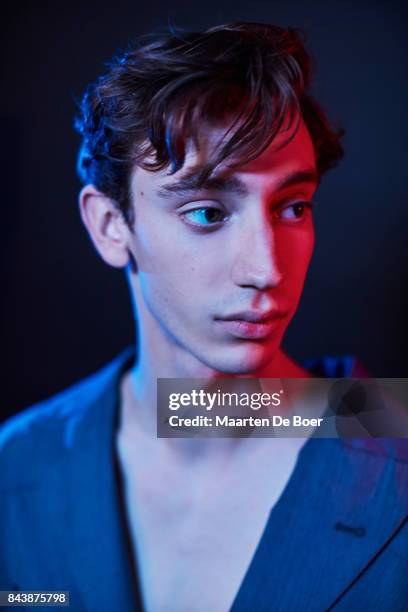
76, 22, 343, 374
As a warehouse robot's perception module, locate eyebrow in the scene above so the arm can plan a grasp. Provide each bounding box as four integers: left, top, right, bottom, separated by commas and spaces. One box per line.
156, 168, 318, 199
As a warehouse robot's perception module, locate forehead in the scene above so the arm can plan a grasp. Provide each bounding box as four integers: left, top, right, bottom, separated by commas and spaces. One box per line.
132, 116, 317, 195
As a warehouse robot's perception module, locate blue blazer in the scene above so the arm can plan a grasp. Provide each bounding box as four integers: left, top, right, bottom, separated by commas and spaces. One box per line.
1, 350, 407, 611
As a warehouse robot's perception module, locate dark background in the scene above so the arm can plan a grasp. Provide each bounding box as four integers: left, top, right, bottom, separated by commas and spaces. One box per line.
1, 0, 407, 421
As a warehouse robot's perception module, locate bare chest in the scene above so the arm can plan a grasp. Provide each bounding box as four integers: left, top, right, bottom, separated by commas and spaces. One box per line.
116, 435, 303, 612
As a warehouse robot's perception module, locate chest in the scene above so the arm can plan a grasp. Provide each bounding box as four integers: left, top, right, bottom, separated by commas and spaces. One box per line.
116, 436, 304, 612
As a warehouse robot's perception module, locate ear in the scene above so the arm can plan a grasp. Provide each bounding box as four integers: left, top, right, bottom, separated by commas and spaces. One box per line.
79, 185, 131, 268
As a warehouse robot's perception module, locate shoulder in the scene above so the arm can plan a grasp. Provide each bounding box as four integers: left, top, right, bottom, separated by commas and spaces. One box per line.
342, 438, 408, 464
303, 354, 367, 378
304, 354, 408, 463
0, 348, 133, 491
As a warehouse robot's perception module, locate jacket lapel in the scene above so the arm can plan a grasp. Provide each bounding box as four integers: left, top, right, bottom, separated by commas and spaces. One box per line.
231, 437, 408, 611
63, 351, 142, 612
50, 348, 407, 611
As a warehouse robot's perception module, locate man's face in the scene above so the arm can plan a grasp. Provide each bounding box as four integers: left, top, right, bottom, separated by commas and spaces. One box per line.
127, 117, 317, 374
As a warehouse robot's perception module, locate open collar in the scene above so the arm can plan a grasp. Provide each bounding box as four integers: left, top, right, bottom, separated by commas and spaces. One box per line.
63, 349, 408, 611
63, 349, 142, 611
230, 436, 408, 610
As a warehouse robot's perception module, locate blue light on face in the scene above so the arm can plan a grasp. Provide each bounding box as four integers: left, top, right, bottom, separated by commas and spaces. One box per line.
184, 207, 225, 226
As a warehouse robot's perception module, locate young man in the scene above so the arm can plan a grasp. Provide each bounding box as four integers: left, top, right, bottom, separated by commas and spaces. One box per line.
1, 22, 407, 612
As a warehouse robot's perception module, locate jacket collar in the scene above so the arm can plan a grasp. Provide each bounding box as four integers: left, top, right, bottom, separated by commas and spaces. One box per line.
63, 349, 408, 611
63, 348, 142, 611
231, 436, 408, 610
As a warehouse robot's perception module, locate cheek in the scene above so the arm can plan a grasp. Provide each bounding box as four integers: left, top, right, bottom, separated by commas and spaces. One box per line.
133, 212, 222, 284
278, 225, 315, 286
132, 213, 176, 274
131, 218, 212, 313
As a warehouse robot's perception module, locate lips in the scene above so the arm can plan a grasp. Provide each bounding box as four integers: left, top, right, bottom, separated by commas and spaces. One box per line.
215, 310, 287, 340
218, 310, 284, 323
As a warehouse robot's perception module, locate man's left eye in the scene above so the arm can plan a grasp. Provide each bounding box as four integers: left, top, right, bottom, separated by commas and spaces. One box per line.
275, 201, 313, 222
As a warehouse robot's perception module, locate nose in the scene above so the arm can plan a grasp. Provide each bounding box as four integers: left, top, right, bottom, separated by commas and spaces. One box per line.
231, 213, 283, 290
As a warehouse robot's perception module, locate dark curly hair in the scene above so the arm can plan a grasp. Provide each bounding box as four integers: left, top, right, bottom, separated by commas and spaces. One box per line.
75, 22, 344, 225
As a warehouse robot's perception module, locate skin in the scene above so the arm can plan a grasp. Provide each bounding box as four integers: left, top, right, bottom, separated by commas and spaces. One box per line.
80, 115, 318, 433
80, 116, 321, 611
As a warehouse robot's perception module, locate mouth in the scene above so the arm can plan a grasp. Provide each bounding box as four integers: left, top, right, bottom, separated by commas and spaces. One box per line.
214, 310, 288, 340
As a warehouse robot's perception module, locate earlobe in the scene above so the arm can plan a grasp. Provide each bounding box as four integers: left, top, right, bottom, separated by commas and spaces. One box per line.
79, 185, 131, 269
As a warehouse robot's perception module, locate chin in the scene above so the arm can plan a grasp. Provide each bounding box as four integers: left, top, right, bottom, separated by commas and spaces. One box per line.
201, 341, 277, 375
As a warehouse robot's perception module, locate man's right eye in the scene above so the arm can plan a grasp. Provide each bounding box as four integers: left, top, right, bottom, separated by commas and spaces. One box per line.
182, 207, 227, 227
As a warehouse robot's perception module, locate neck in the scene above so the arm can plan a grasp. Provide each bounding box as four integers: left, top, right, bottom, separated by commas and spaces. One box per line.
119, 304, 311, 448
